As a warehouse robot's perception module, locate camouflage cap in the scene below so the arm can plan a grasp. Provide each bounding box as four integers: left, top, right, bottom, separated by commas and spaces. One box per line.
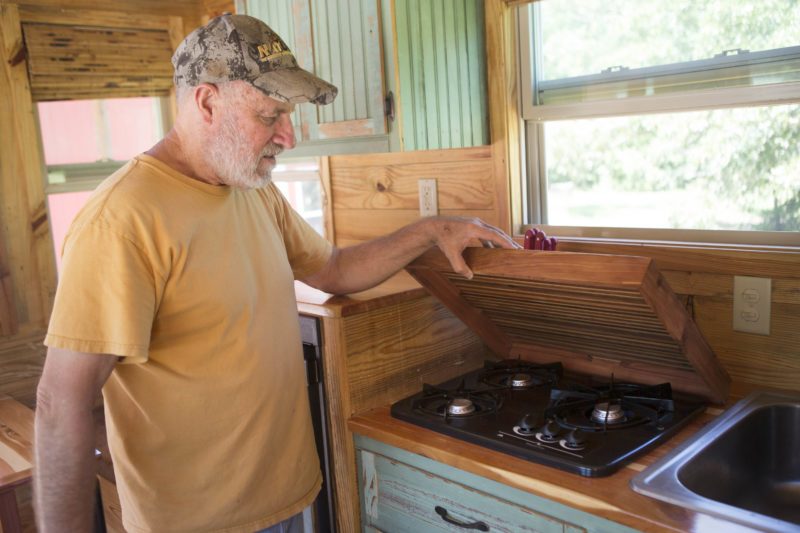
172, 14, 338, 105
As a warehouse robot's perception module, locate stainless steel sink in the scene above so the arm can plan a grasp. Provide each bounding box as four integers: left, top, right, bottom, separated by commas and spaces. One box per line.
631, 389, 800, 533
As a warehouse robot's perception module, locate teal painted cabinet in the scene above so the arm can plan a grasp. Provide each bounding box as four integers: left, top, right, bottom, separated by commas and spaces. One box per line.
355, 435, 641, 532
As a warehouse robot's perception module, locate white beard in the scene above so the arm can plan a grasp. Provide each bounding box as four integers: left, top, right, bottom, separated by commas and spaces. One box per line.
208, 113, 282, 190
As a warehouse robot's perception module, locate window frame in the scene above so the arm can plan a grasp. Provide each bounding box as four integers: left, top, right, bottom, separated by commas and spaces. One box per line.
516, 4, 800, 248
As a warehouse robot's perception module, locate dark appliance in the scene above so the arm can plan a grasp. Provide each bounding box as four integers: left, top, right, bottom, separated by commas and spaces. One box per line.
391, 359, 707, 477
299, 315, 336, 532
392, 247, 730, 477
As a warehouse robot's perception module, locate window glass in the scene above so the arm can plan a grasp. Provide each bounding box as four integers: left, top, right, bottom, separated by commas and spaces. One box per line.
538, 0, 800, 81
544, 103, 800, 232
37, 97, 163, 167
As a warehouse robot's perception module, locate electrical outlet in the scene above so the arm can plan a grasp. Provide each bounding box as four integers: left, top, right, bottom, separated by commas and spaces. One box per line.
418, 178, 438, 217
733, 276, 771, 335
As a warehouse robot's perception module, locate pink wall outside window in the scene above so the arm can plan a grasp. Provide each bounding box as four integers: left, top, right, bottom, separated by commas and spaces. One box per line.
39, 97, 163, 273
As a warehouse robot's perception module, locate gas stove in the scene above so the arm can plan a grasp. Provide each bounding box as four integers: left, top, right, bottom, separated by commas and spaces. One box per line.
390, 359, 707, 477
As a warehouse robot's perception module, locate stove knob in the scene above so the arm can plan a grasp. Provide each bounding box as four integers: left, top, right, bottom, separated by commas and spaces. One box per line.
541, 420, 561, 438
518, 413, 537, 432
565, 429, 587, 447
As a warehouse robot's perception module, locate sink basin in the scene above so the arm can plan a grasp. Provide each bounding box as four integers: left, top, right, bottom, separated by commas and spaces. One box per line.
631, 389, 800, 533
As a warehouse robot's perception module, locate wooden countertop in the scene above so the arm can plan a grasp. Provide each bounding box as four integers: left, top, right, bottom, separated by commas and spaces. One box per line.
348, 399, 763, 533
294, 271, 427, 318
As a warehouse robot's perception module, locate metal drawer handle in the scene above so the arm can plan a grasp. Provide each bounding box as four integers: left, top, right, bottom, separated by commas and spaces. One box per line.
434, 506, 489, 531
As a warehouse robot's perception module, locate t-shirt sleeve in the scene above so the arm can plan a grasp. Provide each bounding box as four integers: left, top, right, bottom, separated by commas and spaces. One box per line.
265, 184, 332, 279
44, 221, 160, 363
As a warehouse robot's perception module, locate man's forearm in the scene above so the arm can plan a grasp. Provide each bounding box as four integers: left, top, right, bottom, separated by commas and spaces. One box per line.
320, 218, 436, 293
34, 396, 99, 533
304, 216, 519, 295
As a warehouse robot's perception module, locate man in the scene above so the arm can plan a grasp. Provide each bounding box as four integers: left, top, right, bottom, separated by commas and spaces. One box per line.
34, 14, 517, 533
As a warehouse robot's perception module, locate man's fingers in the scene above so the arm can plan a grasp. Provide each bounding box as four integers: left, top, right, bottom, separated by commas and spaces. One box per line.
443, 248, 473, 279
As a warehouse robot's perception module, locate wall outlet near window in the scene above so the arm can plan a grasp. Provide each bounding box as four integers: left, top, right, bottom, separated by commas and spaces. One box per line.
419, 179, 438, 217
733, 276, 771, 335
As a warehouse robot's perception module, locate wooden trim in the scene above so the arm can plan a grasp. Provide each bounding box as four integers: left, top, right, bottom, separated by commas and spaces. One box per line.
0, 3, 55, 330
319, 317, 360, 533
513, 343, 715, 400
555, 240, 800, 279
331, 144, 492, 167
485, 0, 517, 234
319, 156, 335, 244
317, 118, 376, 139
640, 263, 731, 403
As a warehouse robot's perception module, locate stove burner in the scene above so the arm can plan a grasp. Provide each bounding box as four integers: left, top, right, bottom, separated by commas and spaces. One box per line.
591, 401, 626, 425
447, 398, 475, 416
411, 382, 501, 420
511, 373, 535, 388
547, 382, 676, 432
479, 359, 563, 389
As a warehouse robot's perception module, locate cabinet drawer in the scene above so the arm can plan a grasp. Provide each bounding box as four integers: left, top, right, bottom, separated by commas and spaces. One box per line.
359, 449, 586, 533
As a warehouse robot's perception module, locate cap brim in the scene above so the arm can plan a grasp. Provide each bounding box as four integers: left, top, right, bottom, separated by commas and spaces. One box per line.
251, 67, 338, 105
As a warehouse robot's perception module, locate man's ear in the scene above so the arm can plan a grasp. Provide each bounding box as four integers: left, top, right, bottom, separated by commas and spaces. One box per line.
194, 83, 220, 124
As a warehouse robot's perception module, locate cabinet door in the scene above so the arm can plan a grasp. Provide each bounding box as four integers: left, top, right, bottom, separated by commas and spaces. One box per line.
358, 449, 585, 532
246, 0, 387, 143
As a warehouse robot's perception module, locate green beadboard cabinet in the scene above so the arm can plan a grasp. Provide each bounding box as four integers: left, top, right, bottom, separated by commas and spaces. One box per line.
394, 0, 489, 151
355, 435, 641, 533
244, 0, 488, 154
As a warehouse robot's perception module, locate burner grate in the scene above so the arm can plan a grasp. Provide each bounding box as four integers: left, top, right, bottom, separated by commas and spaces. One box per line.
546, 382, 675, 432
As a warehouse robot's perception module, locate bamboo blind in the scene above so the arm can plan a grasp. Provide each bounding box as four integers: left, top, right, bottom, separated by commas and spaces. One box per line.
22, 22, 174, 101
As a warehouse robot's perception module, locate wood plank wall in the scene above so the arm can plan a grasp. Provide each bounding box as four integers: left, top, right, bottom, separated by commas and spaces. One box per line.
327, 147, 800, 393
329, 145, 503, 246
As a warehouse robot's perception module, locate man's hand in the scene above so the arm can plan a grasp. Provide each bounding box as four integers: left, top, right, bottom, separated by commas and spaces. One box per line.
424, 216, 521, 279
302, 216, 520, 294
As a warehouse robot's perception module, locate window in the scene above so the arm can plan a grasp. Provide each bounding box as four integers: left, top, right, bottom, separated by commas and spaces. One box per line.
272, 158, 326, 237
519, 0, 800, 245
40, 97, 167, 271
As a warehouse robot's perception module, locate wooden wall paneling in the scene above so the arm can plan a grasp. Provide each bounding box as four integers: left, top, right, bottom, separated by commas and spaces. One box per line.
331, 159, 495, 210
344, 296, 486, 412
0, 229, 18, 336
485, 0, 517, 234
7, 0, 202, 33
202, 0, 234, 22
0, 3, 55, 331
334, 208, 500, 247
329, 146, 500, 245
0, 331, 46, 408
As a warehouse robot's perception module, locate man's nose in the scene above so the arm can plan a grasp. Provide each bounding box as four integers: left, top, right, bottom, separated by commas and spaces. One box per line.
273, 114, 296, 150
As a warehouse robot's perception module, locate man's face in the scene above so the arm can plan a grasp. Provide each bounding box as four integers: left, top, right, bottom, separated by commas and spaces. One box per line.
208, 85, 296, 189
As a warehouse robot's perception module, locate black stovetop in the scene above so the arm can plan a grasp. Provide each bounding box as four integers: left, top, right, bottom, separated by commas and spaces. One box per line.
390, 359, 707, 477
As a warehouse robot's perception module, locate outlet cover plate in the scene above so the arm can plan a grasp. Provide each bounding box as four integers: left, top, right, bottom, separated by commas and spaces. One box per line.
733, 276, 771, 335
418, 178, 438, 217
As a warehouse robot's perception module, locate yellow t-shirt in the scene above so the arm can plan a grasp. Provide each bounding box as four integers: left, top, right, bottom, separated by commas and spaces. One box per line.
45, 155, 332, 532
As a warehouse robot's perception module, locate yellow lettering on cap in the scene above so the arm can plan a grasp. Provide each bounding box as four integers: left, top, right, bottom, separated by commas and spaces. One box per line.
257, 41, 292, 63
